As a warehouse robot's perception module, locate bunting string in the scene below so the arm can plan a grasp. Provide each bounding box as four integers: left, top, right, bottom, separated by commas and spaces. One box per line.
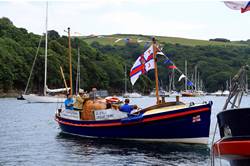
157, 46, 195, 89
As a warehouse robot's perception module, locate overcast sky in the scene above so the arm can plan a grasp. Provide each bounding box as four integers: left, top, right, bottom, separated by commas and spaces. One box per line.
0, 0, 250, 40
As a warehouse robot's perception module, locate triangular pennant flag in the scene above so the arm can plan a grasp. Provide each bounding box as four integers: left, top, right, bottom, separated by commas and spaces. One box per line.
187, 81, 194, 86
178, 74, 186, 82
168, 65, 177, 69
157, 51, 164, 55
164, 59, 172, 64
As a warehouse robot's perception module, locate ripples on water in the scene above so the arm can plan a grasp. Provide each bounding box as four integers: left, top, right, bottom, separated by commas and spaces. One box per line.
0, 96, 249, 166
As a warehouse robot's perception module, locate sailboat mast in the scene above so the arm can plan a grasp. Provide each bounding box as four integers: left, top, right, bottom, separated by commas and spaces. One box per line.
197, 71, 200, 91
152, 38, 160, 104
185, 60, 187, 91
194, 65, 197, 91
169, 74, 172, 92
44, 2, 48, 96
173, 69, 175, 91
230, 76, 232, 90
246, 74, 248, 93
76, 47, 80, 95
124, 64, 127, 94
68, 27, 73, 95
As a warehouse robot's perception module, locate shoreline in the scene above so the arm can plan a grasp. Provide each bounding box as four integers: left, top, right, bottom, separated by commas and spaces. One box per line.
0, 90, 20, 98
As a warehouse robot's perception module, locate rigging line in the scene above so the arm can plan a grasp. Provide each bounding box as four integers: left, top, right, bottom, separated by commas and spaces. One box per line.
211, 66, 248, 166
24, 35, 43, 94
162, 53, 194, 88
159, 49, 205, 101
210, 121, 218, 166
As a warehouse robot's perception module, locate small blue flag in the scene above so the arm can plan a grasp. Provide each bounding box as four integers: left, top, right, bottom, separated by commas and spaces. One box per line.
144, 42, 150, 49
164, 59, 172, 64
187, 81, 193, 86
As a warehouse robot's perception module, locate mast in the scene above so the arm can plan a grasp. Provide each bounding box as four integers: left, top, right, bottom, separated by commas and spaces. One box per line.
223, 65, 249, 110
68, 27, 73, 95
194, 65, 197, 91
229, 76, 232, 90
172, 69, 175, 91
191, 73, 194, 90
185, 60, 187, 91
152, 38, 160, 104
76, 47, 80, 95
197, 71, 200, 91
200, 78, 202, 91
44, 1, 48, 96
169, 74, 172, 92
124, 64, 127, 94
246, 74, 248, 93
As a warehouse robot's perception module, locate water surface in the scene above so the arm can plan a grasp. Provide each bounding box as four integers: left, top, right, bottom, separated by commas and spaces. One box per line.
0, 96, 249, 165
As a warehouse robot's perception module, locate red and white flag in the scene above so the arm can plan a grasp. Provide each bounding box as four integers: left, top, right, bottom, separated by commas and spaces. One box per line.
130, 45, 155, 85
224, 1, 250, 13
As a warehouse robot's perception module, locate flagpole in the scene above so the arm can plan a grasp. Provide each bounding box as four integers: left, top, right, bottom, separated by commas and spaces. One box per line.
185, 60, 187, 91
68, 27, 73, 95
152, 38, 160, 104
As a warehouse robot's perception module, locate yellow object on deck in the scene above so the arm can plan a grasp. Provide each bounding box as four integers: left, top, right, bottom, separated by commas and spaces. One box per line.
143, 104, 187, 116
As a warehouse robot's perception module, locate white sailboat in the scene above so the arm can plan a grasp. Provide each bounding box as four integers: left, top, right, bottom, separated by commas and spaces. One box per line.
149, 88, 169, 97
168, 66, 179, 97
182, 64, 206, 97
122, 64, 142, 98
23, 2, 67, 103
210, 90, 223, 96
181, 60, 196, 97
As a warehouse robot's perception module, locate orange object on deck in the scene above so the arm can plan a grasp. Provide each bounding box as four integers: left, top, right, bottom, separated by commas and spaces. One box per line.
82, 99, 107, 120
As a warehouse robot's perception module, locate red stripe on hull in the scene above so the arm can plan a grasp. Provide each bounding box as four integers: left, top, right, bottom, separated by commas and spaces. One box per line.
143, 107, 209, 122
55, 118, 122, 127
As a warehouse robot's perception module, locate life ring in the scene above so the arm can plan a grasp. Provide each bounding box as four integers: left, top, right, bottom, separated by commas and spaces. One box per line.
105, 96, 121, 103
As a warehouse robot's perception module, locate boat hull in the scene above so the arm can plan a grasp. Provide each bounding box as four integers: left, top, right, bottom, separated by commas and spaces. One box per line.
123, 92, 142, 98
217, 108, 250, 138
213, 137, 250, 166
23, 94, 65, 103
212, 108, 250, 165
56, 103, 212, 144
181, 93, 196, 97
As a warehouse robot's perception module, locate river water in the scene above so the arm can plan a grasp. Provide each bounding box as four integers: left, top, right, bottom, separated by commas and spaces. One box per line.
0, 96, 249, 166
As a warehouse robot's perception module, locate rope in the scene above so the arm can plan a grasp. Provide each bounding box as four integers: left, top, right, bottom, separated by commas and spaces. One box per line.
210, 122, 218, 166
157, 46, 205, 101
24, 35, 43, 94
210, 65, 249, 166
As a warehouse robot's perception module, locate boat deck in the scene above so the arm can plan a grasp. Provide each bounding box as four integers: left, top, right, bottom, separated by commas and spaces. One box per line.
143, 104, 187, 116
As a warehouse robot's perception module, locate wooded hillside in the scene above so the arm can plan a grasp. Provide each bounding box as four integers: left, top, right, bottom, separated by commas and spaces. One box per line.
0, 17, 249, 94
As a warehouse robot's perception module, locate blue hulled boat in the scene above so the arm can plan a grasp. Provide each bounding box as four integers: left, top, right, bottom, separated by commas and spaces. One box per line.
56, 100, 212, 144
56, 37, 212, 144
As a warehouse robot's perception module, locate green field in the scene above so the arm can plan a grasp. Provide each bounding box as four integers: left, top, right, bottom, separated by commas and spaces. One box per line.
81, 34, 248, 47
